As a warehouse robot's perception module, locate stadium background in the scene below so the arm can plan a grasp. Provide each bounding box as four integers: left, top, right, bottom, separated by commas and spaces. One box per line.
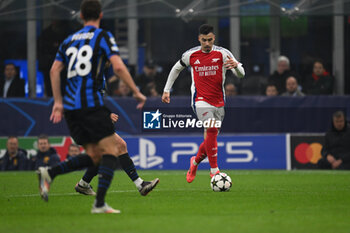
0, 2, 349, 232
0, 0, 350, 170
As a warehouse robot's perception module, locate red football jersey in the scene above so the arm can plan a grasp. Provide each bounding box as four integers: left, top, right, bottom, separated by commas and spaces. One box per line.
181, 45, 240, 107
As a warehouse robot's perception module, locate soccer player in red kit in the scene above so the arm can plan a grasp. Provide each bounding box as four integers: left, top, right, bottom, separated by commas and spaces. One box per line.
162, 24, 245, 182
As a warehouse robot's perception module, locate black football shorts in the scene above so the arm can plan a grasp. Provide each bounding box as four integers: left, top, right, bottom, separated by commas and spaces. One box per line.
64, 106, 115, 145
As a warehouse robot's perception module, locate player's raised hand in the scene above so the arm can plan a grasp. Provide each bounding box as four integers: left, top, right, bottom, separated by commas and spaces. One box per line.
224, 55, 238, 70
50, 102, 64, 124
162, 92, 170, 104
110, 113, 119, 123
133, 91, 147, 110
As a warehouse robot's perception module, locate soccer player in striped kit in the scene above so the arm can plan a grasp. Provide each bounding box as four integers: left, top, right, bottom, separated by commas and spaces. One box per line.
37, 0, 158, 214
162, 24, 245, 182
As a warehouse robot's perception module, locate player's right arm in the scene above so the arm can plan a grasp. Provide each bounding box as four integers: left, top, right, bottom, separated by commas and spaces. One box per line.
109, 55, 146, 109
162, 55, 188, 103
50, 60, 65, 123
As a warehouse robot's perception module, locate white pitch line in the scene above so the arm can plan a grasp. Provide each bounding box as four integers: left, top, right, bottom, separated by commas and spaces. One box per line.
6, 188, 200, 198
7, 190, 136, 198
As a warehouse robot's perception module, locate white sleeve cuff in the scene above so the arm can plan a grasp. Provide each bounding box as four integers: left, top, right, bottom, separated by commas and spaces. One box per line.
231, 63, 245, 78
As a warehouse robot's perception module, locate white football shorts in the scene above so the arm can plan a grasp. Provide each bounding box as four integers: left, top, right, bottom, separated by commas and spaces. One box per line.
192, 101, 225, 123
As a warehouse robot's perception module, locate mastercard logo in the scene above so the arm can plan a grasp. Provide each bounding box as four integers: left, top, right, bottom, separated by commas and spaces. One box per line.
294, 143, 323, 164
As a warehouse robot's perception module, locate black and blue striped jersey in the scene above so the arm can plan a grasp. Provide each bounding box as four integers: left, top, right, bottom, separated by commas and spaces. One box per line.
55, 25, 119, 110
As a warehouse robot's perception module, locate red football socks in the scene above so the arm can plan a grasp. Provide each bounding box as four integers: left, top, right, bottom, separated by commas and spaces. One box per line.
194, 141, 207, 165
205, 127, 218, 168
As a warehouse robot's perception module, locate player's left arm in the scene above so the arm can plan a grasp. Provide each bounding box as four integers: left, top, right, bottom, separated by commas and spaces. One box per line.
109, 55, 146, 109
101, 31, 146, 109
223, 50, 245, 78
50, 60, 65, 123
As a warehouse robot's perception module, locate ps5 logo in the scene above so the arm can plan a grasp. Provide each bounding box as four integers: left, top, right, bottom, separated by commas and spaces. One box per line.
225, 142, 254, 163
171, 141, 254, 163
132, 138, 164, 168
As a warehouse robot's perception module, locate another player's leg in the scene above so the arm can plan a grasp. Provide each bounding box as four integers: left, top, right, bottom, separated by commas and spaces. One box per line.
186, 141, 206, 183
74, 144, 99, 196
76, 156, 160, 196
119, 152, 159, 196
206, 127, 220, 177
37, 153, 95, 201
76, 133, 159, 196
115, 134, 159, 196
75, 154, 160, 196
75, 166, 98, 196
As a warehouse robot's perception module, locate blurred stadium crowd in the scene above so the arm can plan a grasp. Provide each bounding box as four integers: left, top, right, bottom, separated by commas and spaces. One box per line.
0, 0, 349, 98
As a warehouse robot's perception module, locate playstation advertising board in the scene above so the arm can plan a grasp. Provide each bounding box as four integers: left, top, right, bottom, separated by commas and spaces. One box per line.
124, 135, 287, 170
0, 135, 287, 170
1, 134, 328, 170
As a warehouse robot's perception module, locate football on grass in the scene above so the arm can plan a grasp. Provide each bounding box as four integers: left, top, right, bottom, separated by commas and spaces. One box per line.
210, 172, 232, 192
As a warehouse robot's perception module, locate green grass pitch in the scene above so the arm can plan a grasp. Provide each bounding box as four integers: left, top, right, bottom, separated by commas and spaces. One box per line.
0, 170, 349, 233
